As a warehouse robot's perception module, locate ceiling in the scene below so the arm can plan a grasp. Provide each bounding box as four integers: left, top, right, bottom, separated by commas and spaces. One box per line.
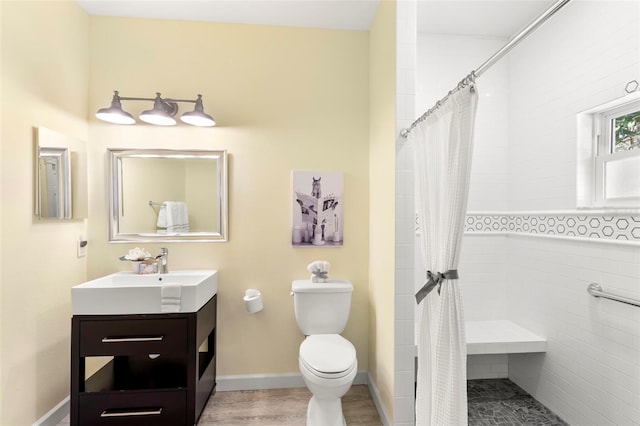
76, 0, 557, 38
419, 0, 556, 38
75, 0, 381, 31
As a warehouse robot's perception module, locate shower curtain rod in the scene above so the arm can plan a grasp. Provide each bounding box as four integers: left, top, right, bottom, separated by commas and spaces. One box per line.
400, 0, 572, 138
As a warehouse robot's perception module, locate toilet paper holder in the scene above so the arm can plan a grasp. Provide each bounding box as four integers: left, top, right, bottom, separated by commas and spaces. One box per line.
243, 288, 263, 314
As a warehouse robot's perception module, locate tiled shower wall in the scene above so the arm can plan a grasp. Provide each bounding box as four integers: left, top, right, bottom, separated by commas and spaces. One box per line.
504, 1, 640, 424
508, 237, 640, 425
416, 34, 510, 212
394, 1, 417, 425
412, 1, 640, 425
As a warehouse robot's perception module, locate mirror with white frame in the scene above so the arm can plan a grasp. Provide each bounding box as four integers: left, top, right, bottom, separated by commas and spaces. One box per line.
108, 148, 228, 242
34, 126, 87, 220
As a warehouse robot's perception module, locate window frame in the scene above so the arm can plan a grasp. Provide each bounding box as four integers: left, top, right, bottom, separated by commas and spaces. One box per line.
577, 92, 640, 208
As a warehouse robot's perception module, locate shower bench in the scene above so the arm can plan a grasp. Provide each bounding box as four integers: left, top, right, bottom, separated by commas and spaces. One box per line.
413, 320, 547, 355
414, 320, 547, 380
465, 320, 546, 379
415, 320, 547, 380
413, 320, 547, 380
465, 320, 546, 355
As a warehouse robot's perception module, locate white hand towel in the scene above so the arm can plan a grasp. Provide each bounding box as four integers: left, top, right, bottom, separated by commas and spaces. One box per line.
165, 202, 178, 232
177, 202, 189, 232
164, 201, 190, 233
156, 203, 167, 228
161, 284, 182, 313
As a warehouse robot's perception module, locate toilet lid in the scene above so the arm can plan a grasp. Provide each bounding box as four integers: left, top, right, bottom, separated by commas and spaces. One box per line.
299, 334, 356, 374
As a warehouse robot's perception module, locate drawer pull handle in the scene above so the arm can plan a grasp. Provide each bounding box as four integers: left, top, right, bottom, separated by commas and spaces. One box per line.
101, 336, 164, 343
100, 408, 163, 417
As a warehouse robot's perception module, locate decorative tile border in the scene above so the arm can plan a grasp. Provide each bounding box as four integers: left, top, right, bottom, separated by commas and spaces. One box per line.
465, 214, 640, 241
416, 212, 640, 244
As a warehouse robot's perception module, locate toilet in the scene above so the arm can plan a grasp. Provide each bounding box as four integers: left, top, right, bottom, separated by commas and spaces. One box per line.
292, 279, 357, 426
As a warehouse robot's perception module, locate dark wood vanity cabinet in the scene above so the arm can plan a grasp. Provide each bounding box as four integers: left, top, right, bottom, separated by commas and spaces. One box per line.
70, 295, 217, 426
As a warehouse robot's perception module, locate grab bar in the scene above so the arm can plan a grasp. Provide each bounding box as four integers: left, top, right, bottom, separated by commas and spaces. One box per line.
587, 283, 640, 308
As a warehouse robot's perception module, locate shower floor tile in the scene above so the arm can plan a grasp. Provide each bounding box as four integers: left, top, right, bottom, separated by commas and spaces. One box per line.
468, 379, 568, 426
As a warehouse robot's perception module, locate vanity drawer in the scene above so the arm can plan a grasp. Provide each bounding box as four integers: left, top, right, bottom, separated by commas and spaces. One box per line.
79, 318, 188, 356
78, 390, 186, 426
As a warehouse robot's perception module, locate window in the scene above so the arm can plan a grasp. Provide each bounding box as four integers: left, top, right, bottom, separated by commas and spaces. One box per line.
611, 109, 640, 153
601, 103, 640, 154
577, 92, 640, 208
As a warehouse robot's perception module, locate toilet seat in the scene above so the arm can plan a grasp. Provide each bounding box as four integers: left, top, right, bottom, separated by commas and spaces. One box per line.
299, 334, 356, 379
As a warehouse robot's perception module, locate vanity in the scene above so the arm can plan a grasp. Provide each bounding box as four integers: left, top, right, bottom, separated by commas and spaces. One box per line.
70, 270, 218, 426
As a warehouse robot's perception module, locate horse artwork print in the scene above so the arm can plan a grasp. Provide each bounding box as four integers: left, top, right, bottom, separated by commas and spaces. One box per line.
311, 177, 321, 199
292, 171, 343, 247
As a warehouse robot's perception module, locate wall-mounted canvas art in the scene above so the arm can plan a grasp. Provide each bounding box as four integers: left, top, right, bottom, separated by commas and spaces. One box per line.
292, 171, 343, 247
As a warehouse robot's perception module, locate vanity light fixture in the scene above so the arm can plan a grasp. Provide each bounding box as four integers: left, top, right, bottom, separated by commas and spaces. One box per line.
96, 91, 216, 127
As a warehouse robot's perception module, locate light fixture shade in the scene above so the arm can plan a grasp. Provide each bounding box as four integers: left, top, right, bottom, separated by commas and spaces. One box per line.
139, 93, 177, 126
180, 95, 216, 127
96, 91, 135, 125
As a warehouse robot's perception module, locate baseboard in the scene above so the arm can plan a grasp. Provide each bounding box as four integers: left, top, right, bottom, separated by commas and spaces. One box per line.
367, 373, 391, 426
216, 370, 369, 392
32, 396, 69, 426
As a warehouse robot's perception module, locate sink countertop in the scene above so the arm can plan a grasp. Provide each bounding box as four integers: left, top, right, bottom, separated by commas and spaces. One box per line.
71, 269, 218, 315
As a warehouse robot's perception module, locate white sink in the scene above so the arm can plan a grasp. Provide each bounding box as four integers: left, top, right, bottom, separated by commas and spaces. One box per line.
72, 270, 218, 315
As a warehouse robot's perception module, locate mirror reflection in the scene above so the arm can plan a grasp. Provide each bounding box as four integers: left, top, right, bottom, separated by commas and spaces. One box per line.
37, 147, 71, 219
108, 149, 228, 242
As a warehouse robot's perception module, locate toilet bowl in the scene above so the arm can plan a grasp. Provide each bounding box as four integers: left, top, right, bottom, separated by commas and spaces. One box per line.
291, 279, 356, 425
298, 334, 357, 426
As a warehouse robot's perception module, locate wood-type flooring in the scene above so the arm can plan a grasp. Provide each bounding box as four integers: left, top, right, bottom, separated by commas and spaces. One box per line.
199, 385, 383, 425
56, 384, 382, 425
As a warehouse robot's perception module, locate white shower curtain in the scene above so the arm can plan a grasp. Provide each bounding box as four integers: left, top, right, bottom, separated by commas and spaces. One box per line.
409, 83, 478, 425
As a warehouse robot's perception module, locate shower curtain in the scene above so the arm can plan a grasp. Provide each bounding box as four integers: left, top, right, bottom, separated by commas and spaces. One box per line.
409, 83, 478, 425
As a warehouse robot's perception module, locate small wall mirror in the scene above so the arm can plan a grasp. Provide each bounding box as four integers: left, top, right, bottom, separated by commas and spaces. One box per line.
34, 126, 87, 220
108, 148, 228, 242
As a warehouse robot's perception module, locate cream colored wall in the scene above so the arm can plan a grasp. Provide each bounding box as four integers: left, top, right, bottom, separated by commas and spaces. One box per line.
87, 18, 371, 376
368, 0, 397, 420
0, 3, 3, 423
1, 4, 395, 424
0, 3, 6, 420
0, 1, 89, 425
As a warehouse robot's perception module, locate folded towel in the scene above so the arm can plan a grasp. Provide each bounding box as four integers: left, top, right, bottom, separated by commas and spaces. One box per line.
160, 201, 190, 233
157, 204, 167, 228
307, 260, 330, 283
161, 284, 182, 313
161, 284, 181, 299
161, 303, 180, 313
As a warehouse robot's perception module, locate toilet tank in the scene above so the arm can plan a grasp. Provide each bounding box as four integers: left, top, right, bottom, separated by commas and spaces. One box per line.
292, 279, 353, 335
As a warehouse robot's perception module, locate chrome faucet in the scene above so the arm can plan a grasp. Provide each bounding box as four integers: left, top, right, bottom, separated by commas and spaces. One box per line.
156, 247, 169, 274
